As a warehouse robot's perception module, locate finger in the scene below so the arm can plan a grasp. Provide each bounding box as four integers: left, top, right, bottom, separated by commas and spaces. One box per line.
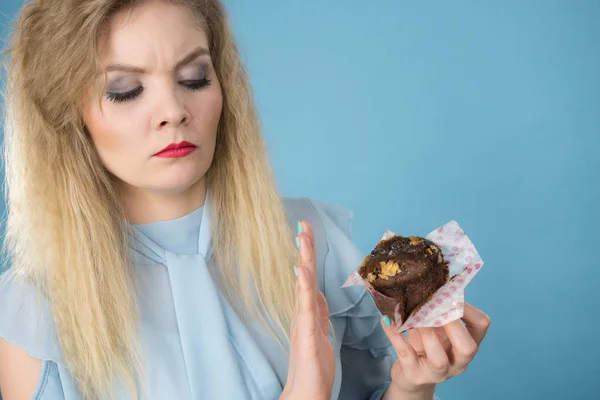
419, 328, 450, 378
437, 328, 453, 351
443, 320, 478, 372
405, 328, 426, 356
295, 266, 320, 353
296, 265, 316, 316
298, 221, 317, 291
380, 316, 420, 370
297, 232, 318, 294
288, 272, 302, 371
297, 234, 315, 269
295, 223, 322, 354
298, 220, 316, 249
289, 269, 301, 344
316, 290, 330, 336
298, 227, 316, 271
461, 302, 491, 346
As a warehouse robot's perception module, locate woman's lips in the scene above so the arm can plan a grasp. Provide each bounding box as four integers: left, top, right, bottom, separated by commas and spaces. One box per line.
154, 141, 197, 158
154, 146, 197, 158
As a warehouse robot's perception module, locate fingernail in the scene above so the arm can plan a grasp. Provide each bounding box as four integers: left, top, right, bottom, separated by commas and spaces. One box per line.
382, 315, 392, 327
297, 221, 303, 234
295, 236, 300, 249
293, 265, 298, 276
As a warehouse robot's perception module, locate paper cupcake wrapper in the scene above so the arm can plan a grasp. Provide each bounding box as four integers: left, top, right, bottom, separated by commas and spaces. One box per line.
341, 221, 483, 333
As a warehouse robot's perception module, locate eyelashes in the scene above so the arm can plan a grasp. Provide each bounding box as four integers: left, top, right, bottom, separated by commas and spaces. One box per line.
106, 77, 212, 103
106, 86, 143, 103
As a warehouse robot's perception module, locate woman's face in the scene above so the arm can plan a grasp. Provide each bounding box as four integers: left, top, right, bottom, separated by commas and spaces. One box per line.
83, 1, 222, 198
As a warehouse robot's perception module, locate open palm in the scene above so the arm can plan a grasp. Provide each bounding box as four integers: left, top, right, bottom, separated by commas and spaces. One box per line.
282, 221, 335, 400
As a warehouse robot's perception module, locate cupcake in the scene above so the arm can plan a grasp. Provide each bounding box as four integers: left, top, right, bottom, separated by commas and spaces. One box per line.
359, 235, 449, 324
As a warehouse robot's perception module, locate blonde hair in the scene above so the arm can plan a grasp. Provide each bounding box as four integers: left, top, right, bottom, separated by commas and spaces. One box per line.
1, 0, 297, 398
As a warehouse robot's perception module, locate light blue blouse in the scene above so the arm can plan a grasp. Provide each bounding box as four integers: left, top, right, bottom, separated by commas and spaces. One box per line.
0, 197, 436, 399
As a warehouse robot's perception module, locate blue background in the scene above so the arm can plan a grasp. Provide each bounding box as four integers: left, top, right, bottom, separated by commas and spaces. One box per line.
1, 1, 599, 399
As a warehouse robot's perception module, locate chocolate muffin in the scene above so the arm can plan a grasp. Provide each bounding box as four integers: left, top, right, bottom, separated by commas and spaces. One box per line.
359, 235, 449, 324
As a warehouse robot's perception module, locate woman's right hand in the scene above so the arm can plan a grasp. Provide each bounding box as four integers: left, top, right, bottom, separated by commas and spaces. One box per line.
280, 221, 335, 400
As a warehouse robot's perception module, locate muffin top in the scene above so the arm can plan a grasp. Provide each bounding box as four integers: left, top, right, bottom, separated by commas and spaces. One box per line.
359, 235, 446, 290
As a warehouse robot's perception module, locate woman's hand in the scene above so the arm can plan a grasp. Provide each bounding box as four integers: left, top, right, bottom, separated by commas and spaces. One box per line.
381, 303, 490, 399
281, 221, 335, 400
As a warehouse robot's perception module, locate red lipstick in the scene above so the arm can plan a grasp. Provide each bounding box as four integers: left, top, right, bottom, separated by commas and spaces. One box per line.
154, 141, 197, 158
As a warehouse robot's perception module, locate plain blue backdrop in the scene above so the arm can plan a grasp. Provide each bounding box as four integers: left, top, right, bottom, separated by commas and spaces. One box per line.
1, 1, 598, 400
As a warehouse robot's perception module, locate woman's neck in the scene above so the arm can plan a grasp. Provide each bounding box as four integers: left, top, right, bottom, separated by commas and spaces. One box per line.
119, 177, 207, 225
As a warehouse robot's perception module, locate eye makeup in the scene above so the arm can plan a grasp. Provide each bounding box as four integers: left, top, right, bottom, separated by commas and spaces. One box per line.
105, 63, 212, 103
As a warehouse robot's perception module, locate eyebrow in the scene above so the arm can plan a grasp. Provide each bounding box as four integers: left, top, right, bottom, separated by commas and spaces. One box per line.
105, 46, 210, 74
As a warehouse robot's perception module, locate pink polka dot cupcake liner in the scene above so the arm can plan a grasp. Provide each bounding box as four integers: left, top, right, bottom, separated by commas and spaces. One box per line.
342, 221, 484, 333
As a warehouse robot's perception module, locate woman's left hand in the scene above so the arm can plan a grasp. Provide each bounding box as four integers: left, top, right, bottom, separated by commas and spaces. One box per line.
380, 302, 490, 399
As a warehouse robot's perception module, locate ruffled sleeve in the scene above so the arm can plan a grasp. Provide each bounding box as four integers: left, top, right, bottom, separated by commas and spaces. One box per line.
0, 269, 64, 364
0, 269, 68, 398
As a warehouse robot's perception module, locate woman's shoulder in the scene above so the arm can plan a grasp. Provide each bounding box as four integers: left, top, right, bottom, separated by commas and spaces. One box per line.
0, 269, 65, 366
282, 197, 354, 244
281, 197, 355, 273
0, 269, 68, 398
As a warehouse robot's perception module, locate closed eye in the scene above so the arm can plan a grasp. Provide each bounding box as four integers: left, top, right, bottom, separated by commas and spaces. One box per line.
106, 77, 212, 103
181, 77, 212, 90
106, 86, 143, 103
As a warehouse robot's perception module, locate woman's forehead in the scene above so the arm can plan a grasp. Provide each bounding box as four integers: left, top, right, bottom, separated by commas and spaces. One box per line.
98, 1, 208, 67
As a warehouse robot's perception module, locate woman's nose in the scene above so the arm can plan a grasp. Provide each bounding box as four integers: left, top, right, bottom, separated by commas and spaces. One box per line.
153, 86, 190, 129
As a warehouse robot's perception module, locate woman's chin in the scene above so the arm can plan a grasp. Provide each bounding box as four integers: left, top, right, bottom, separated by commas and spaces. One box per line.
153, 174, 206, 196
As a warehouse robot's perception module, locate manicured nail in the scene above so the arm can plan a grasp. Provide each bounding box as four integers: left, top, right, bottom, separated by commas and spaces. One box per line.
295, 236, 300, 249
297, 221, 303, 234
293, 265, 298, 276
382, 315, 392, 327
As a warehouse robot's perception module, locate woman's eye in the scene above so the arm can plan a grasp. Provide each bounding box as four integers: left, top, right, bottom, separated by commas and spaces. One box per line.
106, 86, 143, 103
181, 77, 212, 90
105, 77, 212, 103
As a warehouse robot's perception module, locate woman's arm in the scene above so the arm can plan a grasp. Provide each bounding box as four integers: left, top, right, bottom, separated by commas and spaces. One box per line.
0, 337, 43, 400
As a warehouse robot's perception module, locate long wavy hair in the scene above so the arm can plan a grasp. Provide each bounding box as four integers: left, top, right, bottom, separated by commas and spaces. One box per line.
1, 0, 297, 398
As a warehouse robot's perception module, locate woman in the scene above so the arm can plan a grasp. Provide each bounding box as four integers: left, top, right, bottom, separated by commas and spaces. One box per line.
0, 0, 490, 399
